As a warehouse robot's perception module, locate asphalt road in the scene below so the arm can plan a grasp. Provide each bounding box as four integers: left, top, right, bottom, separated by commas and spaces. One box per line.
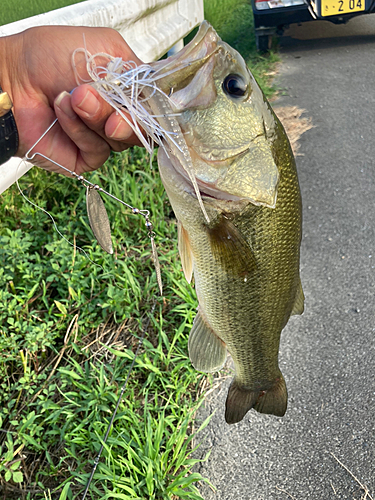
195, 15, 375, 500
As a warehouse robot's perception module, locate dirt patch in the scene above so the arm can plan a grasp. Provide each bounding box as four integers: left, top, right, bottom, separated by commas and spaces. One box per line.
274, 106, 314, 156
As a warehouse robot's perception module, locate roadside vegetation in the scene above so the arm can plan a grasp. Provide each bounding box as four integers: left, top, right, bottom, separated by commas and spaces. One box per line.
0, 1, 278, 499
0, 0, 87, 25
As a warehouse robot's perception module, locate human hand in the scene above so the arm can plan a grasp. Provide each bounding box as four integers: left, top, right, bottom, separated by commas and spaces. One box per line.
0, 26, 144, 175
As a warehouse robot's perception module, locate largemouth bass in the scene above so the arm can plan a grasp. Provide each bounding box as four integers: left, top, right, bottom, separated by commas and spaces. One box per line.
151, 22, 304, 424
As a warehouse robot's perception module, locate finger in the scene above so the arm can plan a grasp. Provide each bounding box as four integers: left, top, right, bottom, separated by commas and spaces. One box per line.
105, 112, 144, 150
54, 91, 110, 173
71, 85, 113, 136
72, 85, 145, 151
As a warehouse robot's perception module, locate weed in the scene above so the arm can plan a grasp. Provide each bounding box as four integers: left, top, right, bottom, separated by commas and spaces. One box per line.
0, 0, 87, 26
0, 152, 210, 499
0, 1, 279, 498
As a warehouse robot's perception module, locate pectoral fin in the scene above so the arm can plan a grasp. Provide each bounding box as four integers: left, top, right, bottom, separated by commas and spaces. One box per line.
178, 222, 194, 283
206, 215, 256, 278
188, 309, 227, 373
291, 278, 304, 316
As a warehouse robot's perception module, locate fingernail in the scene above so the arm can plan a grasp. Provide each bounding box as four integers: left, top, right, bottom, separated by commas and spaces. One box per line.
55, 91, 76, 119
108, 118, 134, 140
76, 90, 100, 117
108, 120, 122, 139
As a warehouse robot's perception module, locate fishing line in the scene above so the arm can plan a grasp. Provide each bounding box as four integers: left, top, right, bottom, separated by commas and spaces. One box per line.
19, 133, 164, 498
80, 300, 157, 500
16, 46, 213, 494
72, 45, 210, 222
15, 159, 101, 270
22, 121, 163, 294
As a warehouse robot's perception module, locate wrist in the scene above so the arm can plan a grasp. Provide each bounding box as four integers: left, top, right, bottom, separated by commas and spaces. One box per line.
0, 36, 11, 99
0, 33, 22, 100
0, 35, 20, 164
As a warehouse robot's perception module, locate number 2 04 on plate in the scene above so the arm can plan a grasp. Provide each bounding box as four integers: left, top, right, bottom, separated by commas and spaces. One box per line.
320, 0, 365, 16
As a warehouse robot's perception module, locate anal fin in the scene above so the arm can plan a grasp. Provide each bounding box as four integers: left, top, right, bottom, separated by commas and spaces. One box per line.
188, 309, 227, 373
291, 278, 304, 316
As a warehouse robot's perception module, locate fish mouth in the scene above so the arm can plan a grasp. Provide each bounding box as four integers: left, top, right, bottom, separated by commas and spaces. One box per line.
152, 22, 279, 209
151, 22, 247, 204
185, 150, 250, 202
194, 178, 243, 202
150, 21, 220, 94
163, 138, 278, 207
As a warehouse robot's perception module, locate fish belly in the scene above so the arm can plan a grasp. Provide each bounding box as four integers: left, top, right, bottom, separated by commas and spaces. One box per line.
185, 167, 301, 423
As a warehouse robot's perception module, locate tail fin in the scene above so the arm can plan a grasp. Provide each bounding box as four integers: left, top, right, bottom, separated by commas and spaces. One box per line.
225, 381, 258, 424
225, 376, 288, 424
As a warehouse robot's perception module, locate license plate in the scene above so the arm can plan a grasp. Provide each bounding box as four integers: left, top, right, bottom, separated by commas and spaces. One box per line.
321, 0, 365, 16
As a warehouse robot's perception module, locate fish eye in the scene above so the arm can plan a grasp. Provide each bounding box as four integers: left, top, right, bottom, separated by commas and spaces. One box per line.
222, 74, 248, 98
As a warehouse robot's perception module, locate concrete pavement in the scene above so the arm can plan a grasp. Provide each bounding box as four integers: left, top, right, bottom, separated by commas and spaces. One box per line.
195, 15, 375, 500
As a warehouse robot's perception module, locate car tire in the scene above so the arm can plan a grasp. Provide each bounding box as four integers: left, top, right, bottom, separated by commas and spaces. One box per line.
256, 33, 272, 52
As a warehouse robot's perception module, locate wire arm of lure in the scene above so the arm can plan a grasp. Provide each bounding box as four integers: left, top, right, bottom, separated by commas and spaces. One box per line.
24, 120, 151, 221
24, 119, 164, 290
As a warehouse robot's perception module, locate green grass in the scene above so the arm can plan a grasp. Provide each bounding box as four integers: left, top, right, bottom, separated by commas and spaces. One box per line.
0, 1, 280, 498
0, 0, 87, 26
0, 153, 212, 499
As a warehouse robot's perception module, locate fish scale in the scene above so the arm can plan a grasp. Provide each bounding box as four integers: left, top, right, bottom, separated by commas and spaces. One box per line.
154, 22, 303, 424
